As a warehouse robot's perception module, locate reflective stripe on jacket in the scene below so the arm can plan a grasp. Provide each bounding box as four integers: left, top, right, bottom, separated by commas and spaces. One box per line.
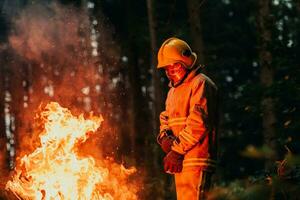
158, 66, 219, 171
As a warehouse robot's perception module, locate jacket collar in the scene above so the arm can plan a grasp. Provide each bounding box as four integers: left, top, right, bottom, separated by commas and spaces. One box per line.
168, 65, 203, 88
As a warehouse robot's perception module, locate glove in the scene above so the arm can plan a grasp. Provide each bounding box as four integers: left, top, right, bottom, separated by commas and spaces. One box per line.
158, 129, 175, 153
160, 135, 176, 153
163, 150, 184, 174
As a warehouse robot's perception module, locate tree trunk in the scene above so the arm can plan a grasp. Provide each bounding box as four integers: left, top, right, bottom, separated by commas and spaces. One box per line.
116, 0, 151, 165
146, 0, 163, 133
1, 49, 16, 170
187, 0, 205, 64
0, 4, 7, 173
0, 49, 9, 174
146, 1, 170, 199
257, 0, 277, 170
297, 0, 300, 13
297, 0, 300, 69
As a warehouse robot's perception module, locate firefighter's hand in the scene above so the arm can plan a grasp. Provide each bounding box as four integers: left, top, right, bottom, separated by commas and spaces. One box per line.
163, 151, 184, 173
161, 135, 176, 153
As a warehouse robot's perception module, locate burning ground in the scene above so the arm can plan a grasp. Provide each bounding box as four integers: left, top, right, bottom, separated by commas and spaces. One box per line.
6, 102, 138, 199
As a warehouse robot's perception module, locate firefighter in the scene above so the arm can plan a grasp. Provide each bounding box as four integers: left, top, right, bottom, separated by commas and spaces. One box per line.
156, 37, 218, 200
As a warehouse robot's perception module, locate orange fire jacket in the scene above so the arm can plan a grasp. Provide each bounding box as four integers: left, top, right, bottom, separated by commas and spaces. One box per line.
158, 66, 219, 172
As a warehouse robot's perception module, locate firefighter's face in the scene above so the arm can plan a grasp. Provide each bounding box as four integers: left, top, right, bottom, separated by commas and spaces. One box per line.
165, 63, 188, 86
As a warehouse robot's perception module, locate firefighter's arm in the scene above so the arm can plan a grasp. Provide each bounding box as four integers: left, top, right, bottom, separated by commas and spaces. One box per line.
157, 110, 171, 145
171, 80, 208, 154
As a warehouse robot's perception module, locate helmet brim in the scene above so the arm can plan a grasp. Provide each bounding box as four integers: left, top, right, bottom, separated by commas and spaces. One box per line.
157, 52, 197, 69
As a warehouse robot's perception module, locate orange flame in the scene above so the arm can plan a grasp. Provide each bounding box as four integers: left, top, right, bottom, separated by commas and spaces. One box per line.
5, 102, 138, 200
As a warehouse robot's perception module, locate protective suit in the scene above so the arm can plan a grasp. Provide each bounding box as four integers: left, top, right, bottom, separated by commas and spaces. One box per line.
157, 37, 218, 200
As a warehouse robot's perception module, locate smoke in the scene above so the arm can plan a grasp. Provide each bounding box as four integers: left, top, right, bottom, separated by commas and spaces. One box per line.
4, 1, 123, 162
10, 3, 96, 67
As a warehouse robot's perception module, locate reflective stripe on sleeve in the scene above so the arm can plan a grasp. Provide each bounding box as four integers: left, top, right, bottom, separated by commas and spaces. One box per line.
183, 158, 217, 168
160, 125, 169, 131
169, 122, 186, 127
180, 130, 199, 144
168, 117, 187, 123
168, 117, 187, 127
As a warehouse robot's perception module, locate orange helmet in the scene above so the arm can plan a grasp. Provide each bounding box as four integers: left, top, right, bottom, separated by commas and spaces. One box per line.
157, 37, 197, 69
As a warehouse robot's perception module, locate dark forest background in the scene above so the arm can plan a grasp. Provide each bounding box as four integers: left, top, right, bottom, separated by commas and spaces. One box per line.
0, 0, 299, 199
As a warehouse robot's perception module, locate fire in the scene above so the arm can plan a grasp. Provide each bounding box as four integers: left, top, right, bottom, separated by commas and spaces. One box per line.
6, 102, 138, 200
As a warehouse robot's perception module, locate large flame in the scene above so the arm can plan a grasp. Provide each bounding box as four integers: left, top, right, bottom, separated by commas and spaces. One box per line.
6, 102, 138, 200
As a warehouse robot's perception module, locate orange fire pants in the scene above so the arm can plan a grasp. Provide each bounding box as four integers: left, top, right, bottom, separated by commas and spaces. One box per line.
174, 169, 212, 200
